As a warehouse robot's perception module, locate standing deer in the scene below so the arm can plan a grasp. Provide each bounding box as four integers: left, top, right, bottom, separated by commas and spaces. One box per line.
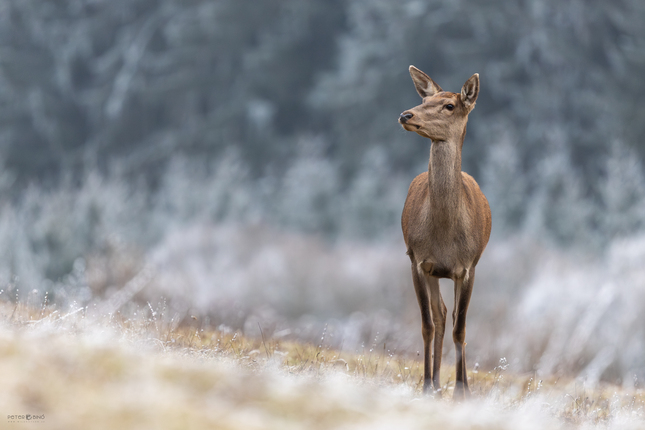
399, 66, 491, 399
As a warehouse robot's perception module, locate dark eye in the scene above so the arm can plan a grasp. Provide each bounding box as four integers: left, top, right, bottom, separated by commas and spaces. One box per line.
445, 104, 454, 111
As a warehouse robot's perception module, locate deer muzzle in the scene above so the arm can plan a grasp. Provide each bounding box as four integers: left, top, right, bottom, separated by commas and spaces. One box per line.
399, 112, 414, 124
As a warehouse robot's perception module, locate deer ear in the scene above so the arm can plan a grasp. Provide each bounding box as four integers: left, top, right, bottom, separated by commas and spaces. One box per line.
461, 73, 479, 110
409, 65, 443, 98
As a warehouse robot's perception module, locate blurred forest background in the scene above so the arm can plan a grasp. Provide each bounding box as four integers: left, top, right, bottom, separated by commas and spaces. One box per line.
1, 0, 645, 384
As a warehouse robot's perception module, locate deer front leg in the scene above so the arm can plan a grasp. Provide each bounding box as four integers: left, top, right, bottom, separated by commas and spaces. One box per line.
411, 263, 433, 393
452, 267, 475, 400
425, 274, 446, 394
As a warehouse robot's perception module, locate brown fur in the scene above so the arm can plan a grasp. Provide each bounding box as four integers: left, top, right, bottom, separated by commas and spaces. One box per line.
399, 66, 491, 399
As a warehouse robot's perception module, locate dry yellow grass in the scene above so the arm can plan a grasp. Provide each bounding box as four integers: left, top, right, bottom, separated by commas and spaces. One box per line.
0, 300, 644, 429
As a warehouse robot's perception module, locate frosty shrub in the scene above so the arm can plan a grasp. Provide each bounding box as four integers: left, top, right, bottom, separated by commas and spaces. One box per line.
472, 234, 645, 385
144, 222, 415, 350
0, 171, 148, 301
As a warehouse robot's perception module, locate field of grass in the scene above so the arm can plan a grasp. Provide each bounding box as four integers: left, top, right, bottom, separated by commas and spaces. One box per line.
1, 300, 644, 430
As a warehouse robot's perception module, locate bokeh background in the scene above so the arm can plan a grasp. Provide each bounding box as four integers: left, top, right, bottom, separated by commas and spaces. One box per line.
0, 0, 644, 386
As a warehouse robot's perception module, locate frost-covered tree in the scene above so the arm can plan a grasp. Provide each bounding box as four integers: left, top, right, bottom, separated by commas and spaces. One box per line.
340, 147, 407, 239
599, 140, 645, 240
481, 122, 527, 235
523, 131, 596, 247
277, 137, 341, 234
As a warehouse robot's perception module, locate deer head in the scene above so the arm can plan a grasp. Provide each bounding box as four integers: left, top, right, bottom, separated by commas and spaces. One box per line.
399, 66, 479, 142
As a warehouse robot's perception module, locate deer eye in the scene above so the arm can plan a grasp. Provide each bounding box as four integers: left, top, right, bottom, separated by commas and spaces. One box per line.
445, 104, 454, 111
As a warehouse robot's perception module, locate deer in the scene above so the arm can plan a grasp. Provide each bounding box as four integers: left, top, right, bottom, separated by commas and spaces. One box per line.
398, 66, 491, 399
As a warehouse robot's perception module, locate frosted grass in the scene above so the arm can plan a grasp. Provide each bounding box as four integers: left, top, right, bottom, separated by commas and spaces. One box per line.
0, 303, 643, 430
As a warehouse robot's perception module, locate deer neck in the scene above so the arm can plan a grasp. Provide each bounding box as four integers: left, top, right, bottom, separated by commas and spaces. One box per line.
427, 134, 464, 224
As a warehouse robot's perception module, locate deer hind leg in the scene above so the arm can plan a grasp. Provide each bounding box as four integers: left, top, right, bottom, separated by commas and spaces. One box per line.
423, 274, 446, 394
411, 262, 434, 393
452, 267, 475, 400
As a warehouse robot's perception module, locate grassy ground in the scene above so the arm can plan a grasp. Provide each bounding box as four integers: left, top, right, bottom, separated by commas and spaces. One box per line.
0, 301, 644, 429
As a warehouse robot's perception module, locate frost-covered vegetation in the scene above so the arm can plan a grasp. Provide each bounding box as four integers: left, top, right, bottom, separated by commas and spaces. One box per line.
1, 0, 645, 246
1, 301, 644, 429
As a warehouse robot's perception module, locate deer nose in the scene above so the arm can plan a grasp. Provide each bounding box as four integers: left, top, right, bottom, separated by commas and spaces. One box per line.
399, 112, 414, 123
